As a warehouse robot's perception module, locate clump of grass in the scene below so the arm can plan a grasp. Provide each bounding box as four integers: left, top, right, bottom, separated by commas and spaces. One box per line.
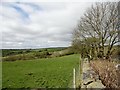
90, 60, 120, 88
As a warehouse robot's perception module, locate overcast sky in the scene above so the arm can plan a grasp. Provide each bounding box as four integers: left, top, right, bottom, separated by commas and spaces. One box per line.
0, 0, 117, 49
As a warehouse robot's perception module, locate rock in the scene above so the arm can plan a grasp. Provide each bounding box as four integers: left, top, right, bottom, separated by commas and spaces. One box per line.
87, 81, 106, 88
115, 64, 120, 70
83, 79, 93, 85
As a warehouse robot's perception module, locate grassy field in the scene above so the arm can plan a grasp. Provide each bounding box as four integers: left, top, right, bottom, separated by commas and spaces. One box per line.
0, 62, 2, 89
2, 54, 80, 88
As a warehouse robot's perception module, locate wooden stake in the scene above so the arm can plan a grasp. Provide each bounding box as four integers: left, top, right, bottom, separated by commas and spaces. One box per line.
73, 68, 76, 89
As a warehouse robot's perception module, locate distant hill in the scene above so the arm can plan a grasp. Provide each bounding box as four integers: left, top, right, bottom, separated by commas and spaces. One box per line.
1, 47, 68, 57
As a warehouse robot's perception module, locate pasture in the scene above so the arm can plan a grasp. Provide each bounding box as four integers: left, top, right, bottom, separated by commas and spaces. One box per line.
2, 54, 80, 88
0, 62, 2, 89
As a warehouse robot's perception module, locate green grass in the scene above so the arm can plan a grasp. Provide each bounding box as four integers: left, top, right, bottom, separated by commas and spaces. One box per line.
0, 62, 2, 89
2, 54, 80, 88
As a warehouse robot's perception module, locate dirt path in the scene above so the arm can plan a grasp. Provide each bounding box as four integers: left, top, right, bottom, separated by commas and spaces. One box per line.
81, 59, 106, 89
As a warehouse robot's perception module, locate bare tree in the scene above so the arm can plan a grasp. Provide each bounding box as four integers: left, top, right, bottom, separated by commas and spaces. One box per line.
72, 2, 119, 59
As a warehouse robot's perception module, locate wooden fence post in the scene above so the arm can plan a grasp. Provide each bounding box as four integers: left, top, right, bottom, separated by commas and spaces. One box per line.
73, 68, 76, 89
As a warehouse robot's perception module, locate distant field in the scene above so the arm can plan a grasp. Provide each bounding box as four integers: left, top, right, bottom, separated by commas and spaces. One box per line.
2, 47, 66, 57
2, 47, 72, 61
2, 54, 80, 88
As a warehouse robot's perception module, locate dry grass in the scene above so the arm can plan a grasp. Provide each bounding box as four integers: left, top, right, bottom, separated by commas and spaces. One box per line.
90, 60, 120, 88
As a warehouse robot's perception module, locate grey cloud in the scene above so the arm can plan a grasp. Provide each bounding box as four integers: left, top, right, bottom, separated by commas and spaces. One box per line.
1, 2, 92, 49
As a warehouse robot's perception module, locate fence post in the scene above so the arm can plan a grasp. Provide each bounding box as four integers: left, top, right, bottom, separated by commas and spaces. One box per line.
73, 68, 76, 89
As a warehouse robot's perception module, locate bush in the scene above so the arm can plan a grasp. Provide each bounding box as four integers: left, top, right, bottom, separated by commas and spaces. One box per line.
90, 60, 119, 88
51, 49, 74, 58
3, 55, 19, 61
34, 51, 49, 58
3, 53, 34, 61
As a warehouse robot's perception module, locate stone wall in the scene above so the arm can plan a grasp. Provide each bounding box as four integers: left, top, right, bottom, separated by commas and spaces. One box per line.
81, 59, 105, 89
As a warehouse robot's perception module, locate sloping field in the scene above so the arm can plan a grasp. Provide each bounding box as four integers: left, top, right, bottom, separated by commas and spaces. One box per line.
2, 54, 80, 88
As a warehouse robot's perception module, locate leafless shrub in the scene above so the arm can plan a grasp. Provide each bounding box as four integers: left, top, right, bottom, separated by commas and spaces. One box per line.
90, 60, 120, 88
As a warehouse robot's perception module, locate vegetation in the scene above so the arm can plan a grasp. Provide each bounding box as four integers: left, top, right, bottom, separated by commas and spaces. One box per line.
0, 62, 2, 89
2, 47, 66, 57
90, 60, 120, 88
51, 49, 74, 58
1, 1, 120, 89
2, 54, 80, 88
72, 2, 119, 60
2, 47, 74, 61
71, 2, 120, 88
